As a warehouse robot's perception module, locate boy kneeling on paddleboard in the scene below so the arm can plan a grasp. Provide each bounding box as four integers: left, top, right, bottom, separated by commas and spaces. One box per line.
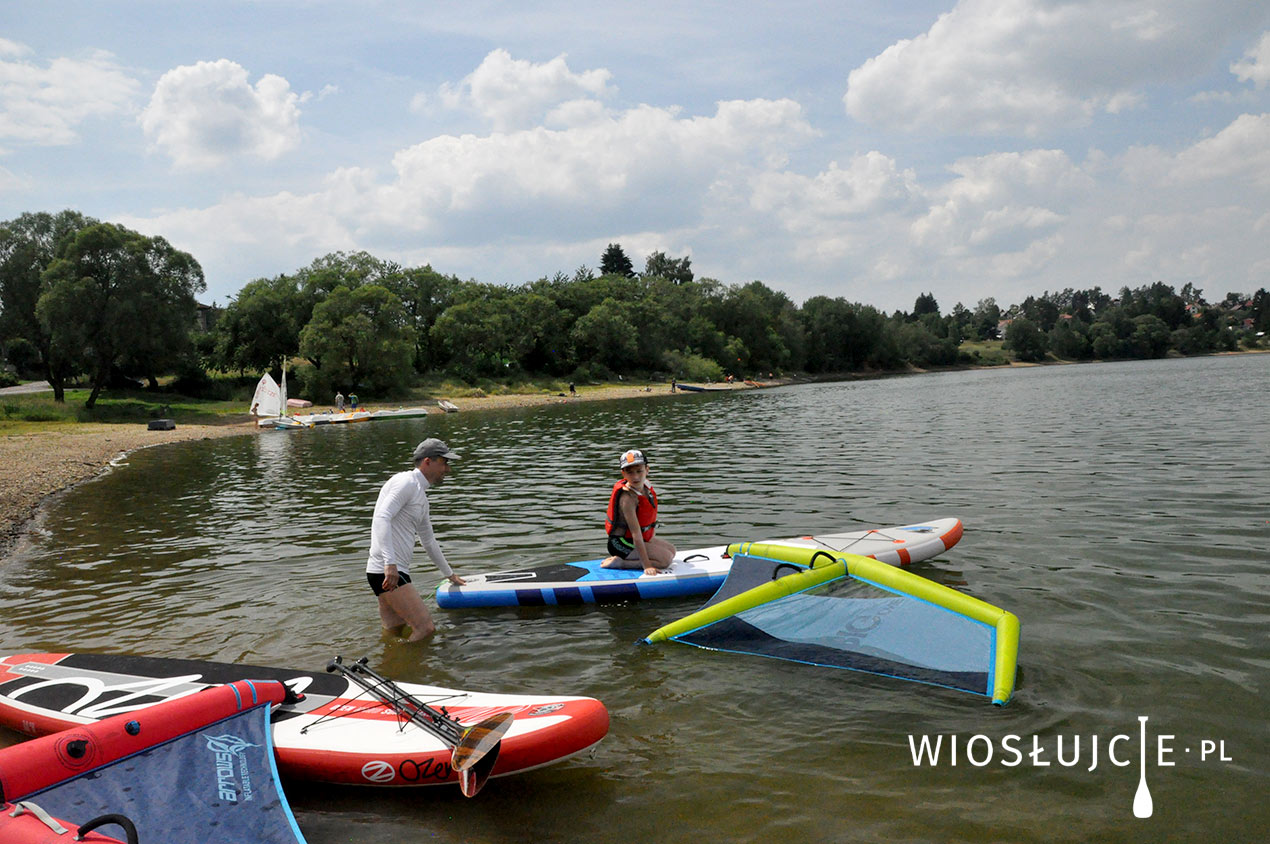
602, 449, 676, 575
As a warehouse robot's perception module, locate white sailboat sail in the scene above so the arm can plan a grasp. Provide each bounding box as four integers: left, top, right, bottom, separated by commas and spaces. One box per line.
280, 362, 289, 418
250, 373, 282, 419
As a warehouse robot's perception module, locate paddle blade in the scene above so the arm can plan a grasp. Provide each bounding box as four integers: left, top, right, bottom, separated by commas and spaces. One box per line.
457, 740, 502, 798
451, 712, 513, 772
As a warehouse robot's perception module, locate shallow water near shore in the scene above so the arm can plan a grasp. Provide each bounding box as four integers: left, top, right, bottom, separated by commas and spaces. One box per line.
2, 355, 1267, 843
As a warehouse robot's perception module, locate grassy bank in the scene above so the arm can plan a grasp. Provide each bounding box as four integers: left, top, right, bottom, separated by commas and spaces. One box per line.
0, 390, 245, 433
0, 375, 667, 435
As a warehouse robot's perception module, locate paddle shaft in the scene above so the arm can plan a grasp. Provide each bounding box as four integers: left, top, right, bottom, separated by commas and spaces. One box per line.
326, 657, 463, 745
326, 656, 515, 796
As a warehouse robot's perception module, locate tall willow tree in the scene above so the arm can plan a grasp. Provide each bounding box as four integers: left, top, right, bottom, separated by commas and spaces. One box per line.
0, 210, 95, 400
37, 223, 204, 408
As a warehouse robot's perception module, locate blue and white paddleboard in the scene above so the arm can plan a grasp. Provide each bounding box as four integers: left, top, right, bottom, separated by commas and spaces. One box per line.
434, 518, 963, 608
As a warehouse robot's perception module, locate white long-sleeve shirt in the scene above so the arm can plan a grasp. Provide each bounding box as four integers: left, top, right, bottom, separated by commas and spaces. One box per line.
366, 469, 453, 578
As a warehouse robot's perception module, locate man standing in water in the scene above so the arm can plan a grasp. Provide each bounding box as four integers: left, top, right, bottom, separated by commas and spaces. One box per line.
366, 438, 466, 640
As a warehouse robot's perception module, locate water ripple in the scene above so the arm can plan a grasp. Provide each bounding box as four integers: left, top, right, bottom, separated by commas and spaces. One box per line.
2, 354, 1267, 843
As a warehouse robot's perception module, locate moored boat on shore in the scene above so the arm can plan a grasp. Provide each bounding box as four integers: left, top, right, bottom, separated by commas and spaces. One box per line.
294, 409, 372, 425
370, 406, 432, 419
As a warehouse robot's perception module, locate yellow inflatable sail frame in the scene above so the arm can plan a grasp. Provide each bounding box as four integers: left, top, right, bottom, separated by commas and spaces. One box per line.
645, 541, 1019, 706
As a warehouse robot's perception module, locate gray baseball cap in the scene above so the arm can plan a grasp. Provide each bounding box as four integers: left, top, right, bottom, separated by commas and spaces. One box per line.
413, 438, 460, 463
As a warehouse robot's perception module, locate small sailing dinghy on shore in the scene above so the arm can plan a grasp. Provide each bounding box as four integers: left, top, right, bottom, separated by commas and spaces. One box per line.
250, 363, 310, 430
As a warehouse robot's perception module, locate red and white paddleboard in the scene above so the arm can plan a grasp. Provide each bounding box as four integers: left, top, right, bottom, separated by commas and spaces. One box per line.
0, 653, 609, 789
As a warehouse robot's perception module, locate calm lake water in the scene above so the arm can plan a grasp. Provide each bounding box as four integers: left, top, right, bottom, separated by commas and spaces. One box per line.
2, 354, 1267, 843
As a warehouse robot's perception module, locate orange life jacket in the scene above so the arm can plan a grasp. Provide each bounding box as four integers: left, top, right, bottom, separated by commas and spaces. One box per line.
605, 480, 658, 542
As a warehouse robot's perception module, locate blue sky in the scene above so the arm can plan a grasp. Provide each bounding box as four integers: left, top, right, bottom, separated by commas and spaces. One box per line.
2, 1, 1268, 313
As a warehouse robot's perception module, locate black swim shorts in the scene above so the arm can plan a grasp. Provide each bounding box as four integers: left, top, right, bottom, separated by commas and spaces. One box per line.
607, 535, 636, 560
367, 570, 413, 596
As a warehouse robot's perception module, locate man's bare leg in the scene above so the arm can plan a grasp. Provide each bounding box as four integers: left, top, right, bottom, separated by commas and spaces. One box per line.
377, 599, 408, 637
378, 583, 436, 641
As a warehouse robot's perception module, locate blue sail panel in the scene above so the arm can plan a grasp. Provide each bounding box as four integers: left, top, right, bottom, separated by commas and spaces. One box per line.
680, 589, 995, 695
23, 702, 307, 844
649, 552, 1019, 703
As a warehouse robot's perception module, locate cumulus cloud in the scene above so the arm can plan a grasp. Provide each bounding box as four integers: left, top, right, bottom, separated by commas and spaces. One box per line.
889, 122, 1269, 302
438, 49, 615, 130
752, 153, 921, 221
123, 92, 817, 292
118, 42, 1269, 315
844, 0, 1262, 136
742, 153, 922, 267
115, 184, 364, 299
1231, 31, 1270, 88
914, 149, 1092, 243
365, 97, 815, 240
0, 39, 139, 145
735, 147, 1093, 293
1123, 112, 1270, 189
142, 106, 1270, 312
139, 59, 304, 169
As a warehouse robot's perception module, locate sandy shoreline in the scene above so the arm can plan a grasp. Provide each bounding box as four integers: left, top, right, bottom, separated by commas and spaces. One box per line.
0, 421, 257, 560
0, 381, 759, 561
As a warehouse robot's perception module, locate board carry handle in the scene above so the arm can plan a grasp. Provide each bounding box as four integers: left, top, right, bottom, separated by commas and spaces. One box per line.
808, 550, 838, 569
771, 562, 804, 580
74, 813, 140, 844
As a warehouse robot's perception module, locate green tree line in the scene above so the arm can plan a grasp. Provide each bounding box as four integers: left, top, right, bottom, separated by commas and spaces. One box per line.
2, 212, 1267, 404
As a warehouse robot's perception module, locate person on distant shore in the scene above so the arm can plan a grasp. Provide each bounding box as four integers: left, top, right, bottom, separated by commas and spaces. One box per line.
569, 382, 576, 397
366, 438, 466, 641
349, 392, 359, 410
601, 448, 676, 575
335, 391, 345, 412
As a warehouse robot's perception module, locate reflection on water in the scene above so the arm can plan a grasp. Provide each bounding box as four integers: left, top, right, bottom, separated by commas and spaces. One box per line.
2, 354, 1268, 843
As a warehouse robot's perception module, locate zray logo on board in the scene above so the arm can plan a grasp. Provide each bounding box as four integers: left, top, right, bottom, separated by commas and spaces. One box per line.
361, 760, 397, 783
906, 716, 1234, 818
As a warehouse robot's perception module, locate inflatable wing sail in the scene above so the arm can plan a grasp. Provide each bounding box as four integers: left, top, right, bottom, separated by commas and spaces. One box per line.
0, 680, 307, 843
644, 549, 1019, 705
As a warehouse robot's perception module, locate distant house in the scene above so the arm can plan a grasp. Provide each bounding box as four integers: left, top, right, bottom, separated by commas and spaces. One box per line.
195, 302, 219, 333
996, 318, 1013, 338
